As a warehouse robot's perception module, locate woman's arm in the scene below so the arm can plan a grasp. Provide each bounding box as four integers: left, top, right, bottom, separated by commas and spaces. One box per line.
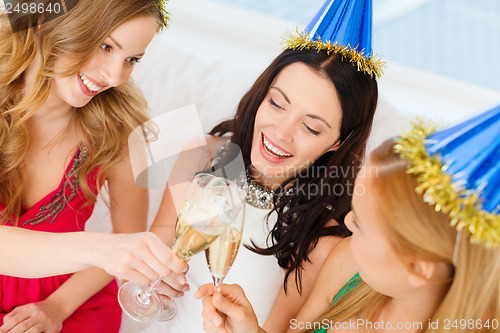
287, 238, 357, 332
263, 233, 344, 333
150, 185, 178, 247
0, 227, 186, 280
0, 226, 103, 277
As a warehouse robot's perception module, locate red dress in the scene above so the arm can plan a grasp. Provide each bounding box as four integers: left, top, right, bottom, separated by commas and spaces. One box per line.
0, 148, 121, 332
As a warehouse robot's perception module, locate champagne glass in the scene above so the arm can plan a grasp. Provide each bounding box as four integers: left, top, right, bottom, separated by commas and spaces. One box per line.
205, 201, 245, 291
118, 173, 241, 322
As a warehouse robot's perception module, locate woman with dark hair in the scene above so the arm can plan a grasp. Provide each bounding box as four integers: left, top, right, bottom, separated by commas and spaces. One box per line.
209, 48, 378, 294
149, 1, 381, 331
151, 49, 378, 332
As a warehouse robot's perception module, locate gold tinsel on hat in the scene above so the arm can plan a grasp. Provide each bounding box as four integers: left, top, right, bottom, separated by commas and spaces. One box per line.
158, 0, 171, 29
394, 121, 500, 248
282, 29, 385, 79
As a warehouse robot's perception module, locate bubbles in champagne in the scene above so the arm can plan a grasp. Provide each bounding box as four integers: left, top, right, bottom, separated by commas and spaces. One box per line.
205, 227, 242, 280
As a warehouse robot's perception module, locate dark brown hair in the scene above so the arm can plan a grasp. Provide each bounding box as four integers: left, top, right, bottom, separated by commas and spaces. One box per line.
210, 49, 378, 293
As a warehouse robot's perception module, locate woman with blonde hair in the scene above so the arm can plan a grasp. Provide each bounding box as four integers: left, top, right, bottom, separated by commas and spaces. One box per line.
198, 104, 500, 333
0, 0, 187, 332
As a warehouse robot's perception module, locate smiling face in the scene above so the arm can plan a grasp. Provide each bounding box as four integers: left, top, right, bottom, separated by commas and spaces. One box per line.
345, 162, 413, 297
51, 16, 158, 108
250, 62, 343, 188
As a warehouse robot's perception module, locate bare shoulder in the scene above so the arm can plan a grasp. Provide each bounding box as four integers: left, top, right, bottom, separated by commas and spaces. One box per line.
322, 238, 357, 287
307, 238, 357, 308
307, 219, 344, 267
176, 134, 225, 153
289, 239, 356, 331
308, 237, 342, 270
292, 220, 346, 302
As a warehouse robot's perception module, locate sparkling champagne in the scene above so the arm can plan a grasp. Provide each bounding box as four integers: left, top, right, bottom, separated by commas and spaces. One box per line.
205, 226, 242, 285
173, 215, 226, 259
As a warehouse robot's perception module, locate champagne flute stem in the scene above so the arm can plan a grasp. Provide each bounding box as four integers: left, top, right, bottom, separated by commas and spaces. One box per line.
138, 276, 162, 303
212, 277, 225, 326
212, 276, 224, 293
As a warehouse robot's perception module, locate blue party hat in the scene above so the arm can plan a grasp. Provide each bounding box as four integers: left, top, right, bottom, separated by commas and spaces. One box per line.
395, 104, 500, 247
283, 0, 383, 78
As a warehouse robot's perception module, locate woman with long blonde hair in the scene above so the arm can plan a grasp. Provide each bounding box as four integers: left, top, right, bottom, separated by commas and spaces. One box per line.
0, 1, 187, 332
197, 106, 500, 333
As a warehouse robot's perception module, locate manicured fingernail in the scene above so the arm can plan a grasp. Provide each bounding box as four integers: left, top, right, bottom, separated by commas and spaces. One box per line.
211, 317, 221, 326
183, 284, 190, 292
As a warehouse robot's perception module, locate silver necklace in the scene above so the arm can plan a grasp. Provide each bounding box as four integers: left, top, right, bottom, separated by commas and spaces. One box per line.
244, 169, 294, 210
245, 174, 276, 210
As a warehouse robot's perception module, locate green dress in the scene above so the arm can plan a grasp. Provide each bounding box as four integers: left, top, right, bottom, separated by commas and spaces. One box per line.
312, 273, 361, 333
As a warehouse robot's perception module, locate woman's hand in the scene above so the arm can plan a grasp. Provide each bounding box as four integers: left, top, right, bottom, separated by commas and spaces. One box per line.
195, 283, 265, 333
0, 299, 64, 333
91, 232, 189, 297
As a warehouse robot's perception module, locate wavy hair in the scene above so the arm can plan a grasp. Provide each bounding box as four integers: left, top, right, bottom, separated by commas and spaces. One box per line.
307, 139, 500, 332
210, 48, 378, 293
0, 0, 165, 225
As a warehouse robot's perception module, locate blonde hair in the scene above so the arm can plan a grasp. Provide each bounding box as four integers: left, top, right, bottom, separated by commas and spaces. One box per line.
307, 139, 500, 332
0, 0, 165, 224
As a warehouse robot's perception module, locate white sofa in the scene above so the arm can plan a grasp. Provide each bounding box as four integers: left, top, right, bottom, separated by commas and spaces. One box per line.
84, 0, 500, 331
